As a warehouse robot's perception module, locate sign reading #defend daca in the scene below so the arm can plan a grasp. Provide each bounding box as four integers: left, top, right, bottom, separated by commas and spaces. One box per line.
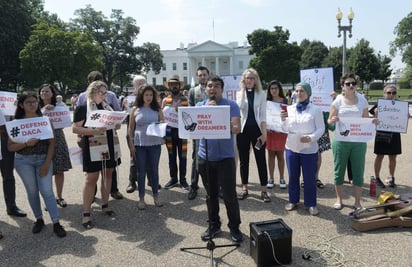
6, 116, 54, 143
178, 106, 230, 139
42, 106, 72, 129
84, 110, 127, 129
0, 91, 17, 116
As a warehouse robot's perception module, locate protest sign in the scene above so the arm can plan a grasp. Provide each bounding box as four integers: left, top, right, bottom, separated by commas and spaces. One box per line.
335, 117, 376, 142
0, 91, 17, 115
221, 75, 241, 101
300, 67, 334, 111
178, 106, 230, 139
163, 106, 179, 128
6, 116, 54, 143
84, 110, 127, 129
376, 99, 409, 133
146, 122, 168, 137
42, 105, 72, 129
266, 101, 287, 133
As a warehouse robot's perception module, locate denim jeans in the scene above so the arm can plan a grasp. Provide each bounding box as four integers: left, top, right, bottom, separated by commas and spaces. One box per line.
15, 153, 59, 222
135, 145, 161, 198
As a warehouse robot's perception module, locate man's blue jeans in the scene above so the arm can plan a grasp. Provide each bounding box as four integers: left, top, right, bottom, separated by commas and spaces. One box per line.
15, 153, 59, 222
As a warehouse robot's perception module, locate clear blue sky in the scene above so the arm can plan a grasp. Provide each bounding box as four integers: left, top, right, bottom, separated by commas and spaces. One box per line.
43, 0, 411, 70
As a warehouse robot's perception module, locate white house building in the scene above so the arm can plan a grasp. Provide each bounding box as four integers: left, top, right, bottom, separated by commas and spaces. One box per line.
145, 40, 255, 87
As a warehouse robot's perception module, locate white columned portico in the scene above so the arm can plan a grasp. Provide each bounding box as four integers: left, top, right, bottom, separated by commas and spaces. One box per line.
215, 56, 220, 75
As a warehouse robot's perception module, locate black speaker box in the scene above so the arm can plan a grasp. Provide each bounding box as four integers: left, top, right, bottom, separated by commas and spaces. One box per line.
250, 219, 292, 266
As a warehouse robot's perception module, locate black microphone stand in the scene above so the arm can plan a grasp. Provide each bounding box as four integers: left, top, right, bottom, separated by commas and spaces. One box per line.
180, 119, 239, 266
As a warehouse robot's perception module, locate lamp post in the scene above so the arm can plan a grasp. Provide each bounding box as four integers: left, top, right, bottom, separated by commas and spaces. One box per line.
336, 8, 355, 76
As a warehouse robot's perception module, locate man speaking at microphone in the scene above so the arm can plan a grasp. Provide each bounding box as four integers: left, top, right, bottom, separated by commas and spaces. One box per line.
196, 76, 243, 243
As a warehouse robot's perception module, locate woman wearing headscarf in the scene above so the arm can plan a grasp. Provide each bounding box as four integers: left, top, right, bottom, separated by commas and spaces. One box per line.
281, 82, 324, 216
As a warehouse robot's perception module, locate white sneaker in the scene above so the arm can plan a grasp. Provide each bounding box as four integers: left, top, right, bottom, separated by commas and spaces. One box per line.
267, 179, 274, 189
279, 178, 287, 189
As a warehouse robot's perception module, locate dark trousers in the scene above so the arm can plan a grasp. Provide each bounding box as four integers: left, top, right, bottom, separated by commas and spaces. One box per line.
198, 157, 241, 230
165, 127, 187, 182
1, 136, 18, 210
236, 125, 268, 186
189, 139, 200, 190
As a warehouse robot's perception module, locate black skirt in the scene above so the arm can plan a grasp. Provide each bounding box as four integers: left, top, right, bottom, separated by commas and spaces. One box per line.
374, 131, 401, 155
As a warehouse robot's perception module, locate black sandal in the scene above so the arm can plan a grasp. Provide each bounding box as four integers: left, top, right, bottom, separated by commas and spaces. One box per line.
316, 179, 325, 189
56, 198, 67, 208
82, 213, 93, 230
102, 204, 115, 216
238, 190, 248, 200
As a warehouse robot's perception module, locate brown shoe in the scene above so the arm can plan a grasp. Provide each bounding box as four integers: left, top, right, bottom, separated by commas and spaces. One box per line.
111, 191, 124, 200
261, 192, 271, 203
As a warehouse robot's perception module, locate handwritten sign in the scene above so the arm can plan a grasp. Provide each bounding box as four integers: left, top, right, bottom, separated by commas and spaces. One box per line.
42, 106, 72, 129
146, 122, 168, 137
300, 67, 334, 112
335, 117, 376, 142
221, 75, 241, 101
0, 91, 17, 116
266, 101, 287, 133
6, 116, 54, 143
84, 110, 127, 129
376, 99, 409, 133
163, 106, 179, 128
178, 106, 230, 139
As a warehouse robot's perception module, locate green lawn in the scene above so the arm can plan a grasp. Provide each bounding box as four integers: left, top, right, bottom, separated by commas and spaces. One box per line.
363, 89, 412, 102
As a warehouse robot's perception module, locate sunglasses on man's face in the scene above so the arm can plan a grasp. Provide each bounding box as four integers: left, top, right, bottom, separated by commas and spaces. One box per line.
344, 81, 356, 87
384, 91, 397, 95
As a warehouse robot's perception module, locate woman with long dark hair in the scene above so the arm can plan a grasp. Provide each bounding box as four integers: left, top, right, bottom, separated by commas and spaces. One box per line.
38, 84, 72, 207
8, 93, 66, 237
128, 85, 164, 210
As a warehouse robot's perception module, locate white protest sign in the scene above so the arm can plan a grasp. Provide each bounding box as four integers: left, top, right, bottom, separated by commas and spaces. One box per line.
163, 106, 179, 128
178, 106, 230, 139
84, 110, 127, 130
69, 146, 83, 166
146, 122, 168, 137
221, 75, 241, 101
0, 91, 17, 116
300, 67, 334, 112
0, 109, 5, 126
6, 116, 54, 143
42, 106, 72, 129
376, 99, 409, 133
335, 117, 376, 142
266, 101, 287, 133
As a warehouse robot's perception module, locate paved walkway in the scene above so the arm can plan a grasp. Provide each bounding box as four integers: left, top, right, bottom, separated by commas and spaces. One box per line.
1, 122, 412, 266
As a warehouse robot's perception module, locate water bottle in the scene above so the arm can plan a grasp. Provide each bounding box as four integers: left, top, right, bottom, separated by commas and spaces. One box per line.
369, 176, 377, 197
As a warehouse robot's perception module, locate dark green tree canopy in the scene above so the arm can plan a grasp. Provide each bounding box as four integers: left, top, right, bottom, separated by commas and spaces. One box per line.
391, 12, 412, 65
20, 22, 103, 95
347, 39, 380, 85
0, 0, 35, 90
70, 5, 162, 89
300, 40, 329, 69
247, 26, 302, 84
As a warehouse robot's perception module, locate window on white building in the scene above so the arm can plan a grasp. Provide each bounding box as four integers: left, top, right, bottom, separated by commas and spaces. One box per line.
163, 77, 167, 83
173, 63, 177, 71
184, 76, 188, 84
239, 61, 244, 70
162, 63, 166, 71
183, 62, 187, 70
152, 77, 156, 86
